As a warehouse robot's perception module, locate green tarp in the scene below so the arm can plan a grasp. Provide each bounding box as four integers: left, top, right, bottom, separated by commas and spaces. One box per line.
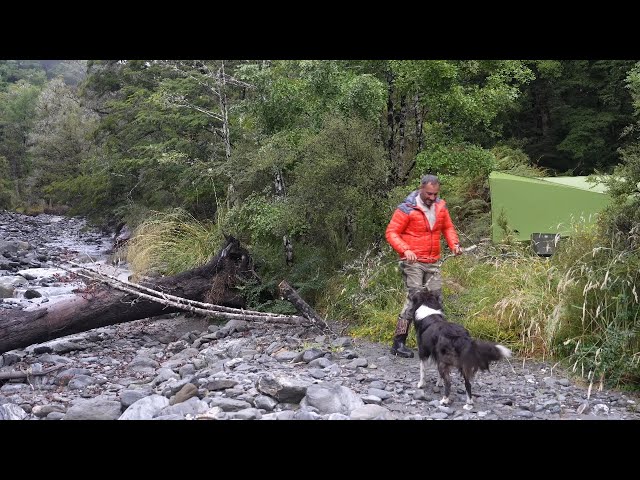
488, 172, 612, 243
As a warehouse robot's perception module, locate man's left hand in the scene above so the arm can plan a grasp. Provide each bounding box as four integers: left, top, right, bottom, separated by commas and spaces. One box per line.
454, 245, 463, 255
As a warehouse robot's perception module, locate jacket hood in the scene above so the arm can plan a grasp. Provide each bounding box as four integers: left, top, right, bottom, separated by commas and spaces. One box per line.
399, 190, 443, 213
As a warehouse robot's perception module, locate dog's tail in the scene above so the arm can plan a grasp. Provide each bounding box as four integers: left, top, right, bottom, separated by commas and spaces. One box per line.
464, 340, 512, 374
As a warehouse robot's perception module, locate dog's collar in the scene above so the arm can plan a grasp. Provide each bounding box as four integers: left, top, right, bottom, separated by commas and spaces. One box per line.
415, 305, 442, 321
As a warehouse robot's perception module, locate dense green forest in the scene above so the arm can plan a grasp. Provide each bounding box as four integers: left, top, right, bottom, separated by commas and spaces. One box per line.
1, 59, 639, 390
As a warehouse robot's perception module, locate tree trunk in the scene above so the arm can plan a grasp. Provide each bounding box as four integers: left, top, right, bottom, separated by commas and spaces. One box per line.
218, 60, 232, 160
345, 212, 354, 249
386, 69, 396, 173
386, 68, 411, 187
398, 94, 407, 160
0, 236, 255, 354
274, 168, 294, 266
283, 236, 293, 266
414, 93, 425, 153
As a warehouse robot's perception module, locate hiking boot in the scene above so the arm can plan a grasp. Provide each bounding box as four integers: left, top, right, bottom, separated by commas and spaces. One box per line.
390, 335, 414, 358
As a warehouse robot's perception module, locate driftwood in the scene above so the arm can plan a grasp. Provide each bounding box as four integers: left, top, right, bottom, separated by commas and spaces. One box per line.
0, 236, 295, 354
0, 364, 64, 381
278, 280, 328, 330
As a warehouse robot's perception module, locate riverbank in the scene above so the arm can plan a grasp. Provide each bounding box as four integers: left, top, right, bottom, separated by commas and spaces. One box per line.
1, 212, 638, 420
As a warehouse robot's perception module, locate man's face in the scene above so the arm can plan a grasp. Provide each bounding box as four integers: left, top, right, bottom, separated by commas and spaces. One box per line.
419, 182, 439, 207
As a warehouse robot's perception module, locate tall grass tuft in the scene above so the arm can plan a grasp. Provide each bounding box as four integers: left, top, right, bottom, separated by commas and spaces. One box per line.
317, 245, 406, 344
319, 242, 549, 353
125, 208, 224, 277
442, 242, 555, 357
550, 223, 640, 390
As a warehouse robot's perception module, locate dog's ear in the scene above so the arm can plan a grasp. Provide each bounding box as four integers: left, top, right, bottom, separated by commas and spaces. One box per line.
424, 290, 442, 310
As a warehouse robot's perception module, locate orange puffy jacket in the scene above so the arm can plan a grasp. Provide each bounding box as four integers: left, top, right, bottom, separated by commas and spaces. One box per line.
386, 191, 460, 263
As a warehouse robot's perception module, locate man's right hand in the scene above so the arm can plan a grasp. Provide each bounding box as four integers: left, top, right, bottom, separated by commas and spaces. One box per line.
404, 250, 417, 263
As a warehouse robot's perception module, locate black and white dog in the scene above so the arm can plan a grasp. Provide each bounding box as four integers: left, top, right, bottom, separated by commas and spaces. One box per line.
407, 290, 512, 410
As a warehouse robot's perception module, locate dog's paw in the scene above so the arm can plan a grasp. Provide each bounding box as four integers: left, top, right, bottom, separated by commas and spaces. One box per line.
417, 380, 426, 389
439, 397, 451, 406
463, 403, 474, 411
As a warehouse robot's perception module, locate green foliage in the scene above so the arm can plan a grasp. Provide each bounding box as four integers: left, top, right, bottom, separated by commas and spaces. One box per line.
392, 60, 534, 144
600, 62, 640, 250
0, 61, 47, 90
491, 144, 543, 175
533, 60, 563, 79
532, 62, 640, 389
337, 74, 387, 121
222, 115, 391, 304
231, 237, 345, 308
64, 60, 239, 224
415, 141, 496, 181
627, 62, 640, 116
27, 78, 98, 206
495, 208, 518, 245
241, 69, 308, 134
0, 155, 16, 209
556, 108, 616, 160
0, 80, 42, 185
45, 60, 88, 86
288, 115, 389, 251
228, 193, 308, 242
231, 115, 390, 251
45, 169, 115, 223
505, 60, 636, 174
236, 60, 386, 135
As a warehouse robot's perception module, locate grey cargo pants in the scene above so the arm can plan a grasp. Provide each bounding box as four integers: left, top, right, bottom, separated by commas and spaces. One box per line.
394, 260, 442, 336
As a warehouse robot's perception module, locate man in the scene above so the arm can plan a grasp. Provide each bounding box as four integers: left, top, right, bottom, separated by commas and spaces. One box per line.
385, 174, 462, 358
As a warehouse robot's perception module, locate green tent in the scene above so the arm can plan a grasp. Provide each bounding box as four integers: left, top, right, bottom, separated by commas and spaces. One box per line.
488, 172, 612, 243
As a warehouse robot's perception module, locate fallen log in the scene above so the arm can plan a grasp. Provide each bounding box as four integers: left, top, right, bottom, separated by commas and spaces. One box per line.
72, 263, 300, 320
278, 280, 328, 330
63, 264, 306, 326
0, 236, 264, 354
